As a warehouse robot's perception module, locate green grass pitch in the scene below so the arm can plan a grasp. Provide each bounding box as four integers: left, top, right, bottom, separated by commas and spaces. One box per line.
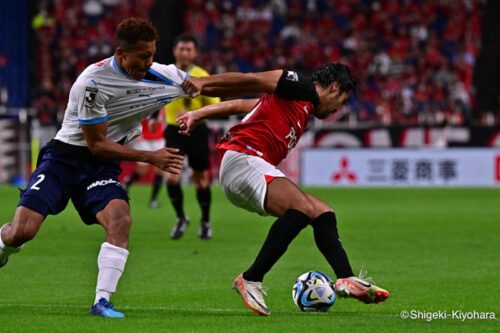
0, 185, 499, 332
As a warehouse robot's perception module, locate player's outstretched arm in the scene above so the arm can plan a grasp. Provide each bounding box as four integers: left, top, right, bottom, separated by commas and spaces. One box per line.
177, 98, 259, 135
81, 122, 184, 174
182, 71, 283, 98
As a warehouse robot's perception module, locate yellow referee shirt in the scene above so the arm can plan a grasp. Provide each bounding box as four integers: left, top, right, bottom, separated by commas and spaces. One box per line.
164, 65, 220, 125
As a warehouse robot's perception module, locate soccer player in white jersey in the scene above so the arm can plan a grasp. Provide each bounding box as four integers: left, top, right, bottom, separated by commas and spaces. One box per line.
0, 18, 187, 318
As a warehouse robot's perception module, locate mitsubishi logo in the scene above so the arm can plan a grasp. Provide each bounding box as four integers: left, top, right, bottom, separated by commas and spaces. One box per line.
331, 157, 357, 183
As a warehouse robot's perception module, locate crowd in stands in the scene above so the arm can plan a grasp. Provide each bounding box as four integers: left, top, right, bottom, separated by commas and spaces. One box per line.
31, 0, 484, 126
31, 0, 154, 128
184, 0, 483, 125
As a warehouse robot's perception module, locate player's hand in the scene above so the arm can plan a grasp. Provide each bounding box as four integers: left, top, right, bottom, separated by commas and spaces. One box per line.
182, 77, 203, 98
150, 148, 184, 174
176, 111, 200, 136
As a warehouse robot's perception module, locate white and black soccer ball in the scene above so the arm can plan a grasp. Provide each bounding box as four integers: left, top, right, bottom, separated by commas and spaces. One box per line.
292, 271, 336, 312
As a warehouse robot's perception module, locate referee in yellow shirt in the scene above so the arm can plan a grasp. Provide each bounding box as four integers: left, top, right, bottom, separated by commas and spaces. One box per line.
164, 34, 220, 240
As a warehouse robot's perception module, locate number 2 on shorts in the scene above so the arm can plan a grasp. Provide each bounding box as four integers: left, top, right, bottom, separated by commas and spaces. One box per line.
30, 174, 45, 190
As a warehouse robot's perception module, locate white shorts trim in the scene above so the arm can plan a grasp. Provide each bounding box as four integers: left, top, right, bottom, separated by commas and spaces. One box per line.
130, 138, 165, 165
219, 150, 285, 215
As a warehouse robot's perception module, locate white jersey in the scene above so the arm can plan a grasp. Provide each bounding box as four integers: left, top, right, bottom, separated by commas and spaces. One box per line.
55, 56, 187, 146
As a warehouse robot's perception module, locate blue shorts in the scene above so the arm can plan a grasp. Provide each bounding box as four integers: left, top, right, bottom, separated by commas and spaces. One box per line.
18, 140, 129, 225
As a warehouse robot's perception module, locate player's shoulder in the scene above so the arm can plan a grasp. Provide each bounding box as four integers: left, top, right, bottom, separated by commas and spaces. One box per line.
150, 62, 187, 82
76, 57, 114, 85
82, 57, 113, 75
189, 65, 210, 77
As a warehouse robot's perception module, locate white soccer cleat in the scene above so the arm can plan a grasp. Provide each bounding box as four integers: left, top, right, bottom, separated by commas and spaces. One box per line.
0, 244, 24, 268
232, 273, 270, 316
334, 269, 389, 304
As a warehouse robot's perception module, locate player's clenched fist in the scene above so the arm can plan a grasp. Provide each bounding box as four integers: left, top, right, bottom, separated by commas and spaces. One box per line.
149, 148, 184, 174
182, 77, 203, 97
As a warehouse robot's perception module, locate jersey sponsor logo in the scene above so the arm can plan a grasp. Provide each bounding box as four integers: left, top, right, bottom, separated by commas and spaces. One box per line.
139, 93, 153, 97
86, 178, 121, 190
129, 101, 160, 110
85, 87, 98, 106
286, 70, 299, 82
126, 86, 165, 95
285, 126, 298, 152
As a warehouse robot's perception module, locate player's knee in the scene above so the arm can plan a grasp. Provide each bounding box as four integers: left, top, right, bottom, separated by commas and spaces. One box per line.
312, 201, 333, 219
294, 198, 317, 219
102, 203, 132, 235
192, 174, 209, 189
107, 213, 132, 236
166, 174, 180, 186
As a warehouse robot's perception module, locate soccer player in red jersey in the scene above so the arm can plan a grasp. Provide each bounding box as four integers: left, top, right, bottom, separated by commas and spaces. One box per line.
179, 63, 390, 315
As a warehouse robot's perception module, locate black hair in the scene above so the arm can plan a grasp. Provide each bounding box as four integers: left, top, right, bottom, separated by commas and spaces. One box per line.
311, 63, 357, 94
115, 18, 159, 49
173, 33, 199, 49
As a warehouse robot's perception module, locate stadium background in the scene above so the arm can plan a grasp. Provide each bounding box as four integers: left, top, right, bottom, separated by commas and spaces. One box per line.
0, 0, 499, 186
0, 1, 499, 332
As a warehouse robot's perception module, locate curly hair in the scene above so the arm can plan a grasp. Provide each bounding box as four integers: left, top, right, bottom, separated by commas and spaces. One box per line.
115, 18, 159, 49
311, 63, 357, 94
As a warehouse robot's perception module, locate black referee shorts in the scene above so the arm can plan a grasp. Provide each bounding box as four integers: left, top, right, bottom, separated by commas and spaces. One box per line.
165, 123, 210, 172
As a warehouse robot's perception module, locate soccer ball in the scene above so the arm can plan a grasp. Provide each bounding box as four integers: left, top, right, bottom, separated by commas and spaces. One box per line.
292, 271, 336, 312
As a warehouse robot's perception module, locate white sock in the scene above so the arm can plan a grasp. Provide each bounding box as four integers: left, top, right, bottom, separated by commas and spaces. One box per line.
0, 224, 22, 260
94, 242, 129, 305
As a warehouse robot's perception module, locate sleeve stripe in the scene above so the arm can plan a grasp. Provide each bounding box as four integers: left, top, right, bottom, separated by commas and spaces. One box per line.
78, 116, 108, 125
147, 68, 176, 86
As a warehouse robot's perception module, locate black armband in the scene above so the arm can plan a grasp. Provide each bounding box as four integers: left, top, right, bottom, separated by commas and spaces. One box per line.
275, 70, 320, 107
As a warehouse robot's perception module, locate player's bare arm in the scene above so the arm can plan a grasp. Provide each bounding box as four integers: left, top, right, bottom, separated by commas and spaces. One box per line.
182, 71, 282, 97
176, 98, 259, 135
81, 122, 184, 174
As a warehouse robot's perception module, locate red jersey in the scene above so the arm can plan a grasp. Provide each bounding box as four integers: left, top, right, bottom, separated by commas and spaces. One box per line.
141, 119, 164, 140
217, 93, 314, 165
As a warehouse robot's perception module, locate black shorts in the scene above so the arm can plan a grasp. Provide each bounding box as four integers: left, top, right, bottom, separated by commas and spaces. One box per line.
165, 123, 210, 171
18, 140, 129, 225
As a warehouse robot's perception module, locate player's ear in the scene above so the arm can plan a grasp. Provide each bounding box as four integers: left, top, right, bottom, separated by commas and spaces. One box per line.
116, 46, 126, 59
330, 81, 340, 94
